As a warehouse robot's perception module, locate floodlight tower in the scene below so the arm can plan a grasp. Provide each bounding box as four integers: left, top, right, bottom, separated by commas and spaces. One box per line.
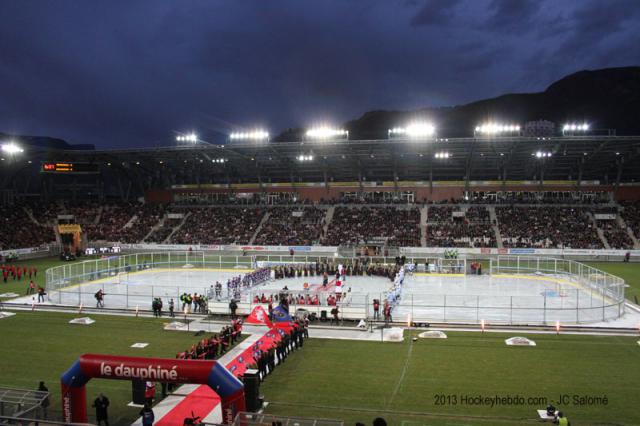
229, 129, 270, 142
1, 141, 24, 164
388, 122, 436, 140
305, 126, 349, 141
562, 123, 589, 136
474, 123, 521, 138
176, 132, 199, 143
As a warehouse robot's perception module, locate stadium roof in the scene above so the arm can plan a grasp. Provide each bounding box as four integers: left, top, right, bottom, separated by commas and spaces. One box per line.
2, 135, 640, 197
59, 135, 640, 182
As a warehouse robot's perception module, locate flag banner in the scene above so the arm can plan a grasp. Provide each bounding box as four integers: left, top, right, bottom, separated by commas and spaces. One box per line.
245, 306, 273, 327
271, 305, 292, 323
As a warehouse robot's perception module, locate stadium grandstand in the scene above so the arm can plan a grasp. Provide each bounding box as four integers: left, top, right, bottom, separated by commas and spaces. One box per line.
1, 131, 640, 252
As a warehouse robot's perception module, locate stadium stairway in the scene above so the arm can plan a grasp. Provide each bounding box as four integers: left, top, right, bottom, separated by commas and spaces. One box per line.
323, 205, 335, 236
23, 206, 41, 226
123, 212, 138, 230
588, 211, 611, 249
92, 206, 104, 225
617, 215, 640, 249
249, 211, 270, 244
488, 206, 503, 249
164, 212, 191, 243
142, 214, 165, 242
420, 206, 428, 247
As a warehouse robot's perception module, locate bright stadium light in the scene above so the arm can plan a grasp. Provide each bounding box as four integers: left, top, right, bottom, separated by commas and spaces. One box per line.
1, 142, 24, 154
434, 151, 450, 159
562, 123, 589, 135
533, 150, 552, 158
474, 122, 521, 136
176, 132, 198, 143
211, 158, 227, 163
229, 129, 270, 141
305, 127, 348, 140
297, 155, 314, 162
388, 122, 436, 139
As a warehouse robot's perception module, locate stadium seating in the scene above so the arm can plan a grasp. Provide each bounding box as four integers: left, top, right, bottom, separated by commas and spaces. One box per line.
0, 204, 55, 250
3, 199, 639, 250
426, 206, 496, 248
170, 207, 266, 245
620, 201, 640, 241
321, 206, 420, 247
253, 207, 325, 246
496, 206, 603, 249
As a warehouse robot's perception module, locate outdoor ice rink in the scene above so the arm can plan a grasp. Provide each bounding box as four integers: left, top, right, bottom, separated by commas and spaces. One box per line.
34, 266, 622, 324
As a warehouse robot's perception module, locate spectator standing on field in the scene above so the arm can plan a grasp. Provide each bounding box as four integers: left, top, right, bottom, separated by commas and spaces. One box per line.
92, 393, 110, 426
140, 403, 155, 426
38, 381, 50, 419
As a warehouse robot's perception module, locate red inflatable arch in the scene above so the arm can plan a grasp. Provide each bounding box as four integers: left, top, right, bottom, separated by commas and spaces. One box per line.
61, 354, 245, 424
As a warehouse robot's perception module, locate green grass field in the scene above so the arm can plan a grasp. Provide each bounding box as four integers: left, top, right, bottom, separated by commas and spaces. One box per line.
0, 311, 229, 425
585, 261, 640, 303
261, 331, 640, 426
1, 256, 639, 425
0, 257, 62, 300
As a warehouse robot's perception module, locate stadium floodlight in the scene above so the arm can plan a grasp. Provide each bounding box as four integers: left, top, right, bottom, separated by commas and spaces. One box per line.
305, 127, 348, 140
434, 151, 450, 159
176, 132, 198, 143
297, 155, 314, 162
211, 158, 227, 163
388, 122, 436, 139
1, 142, 24, 154
474, 122, 521, 136
562, 123, 589, 135
229, 130, 269, 141
533, 150, 552, 158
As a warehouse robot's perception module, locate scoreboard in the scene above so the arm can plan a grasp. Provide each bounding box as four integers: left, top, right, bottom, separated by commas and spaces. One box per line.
41, 162, 100, 174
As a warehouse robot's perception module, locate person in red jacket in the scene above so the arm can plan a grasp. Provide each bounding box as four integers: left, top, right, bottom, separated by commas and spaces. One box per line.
144, 382, 155, 405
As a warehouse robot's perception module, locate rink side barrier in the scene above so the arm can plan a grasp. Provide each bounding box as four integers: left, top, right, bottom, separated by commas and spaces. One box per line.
207, 301, 367, 320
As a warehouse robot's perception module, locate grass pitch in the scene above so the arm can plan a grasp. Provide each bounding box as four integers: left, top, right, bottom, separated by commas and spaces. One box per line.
0, 310, 219, 425
261, 331, 640, 426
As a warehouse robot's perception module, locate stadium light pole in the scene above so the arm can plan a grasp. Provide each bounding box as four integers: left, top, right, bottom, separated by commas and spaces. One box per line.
474, 123, 521, 138
176, 132, 199, 143
1, 141, 24, 163
388, 122, 436, 140
305, 127, 349, 141
562, 123, 589, 136
229, 129, 270, 142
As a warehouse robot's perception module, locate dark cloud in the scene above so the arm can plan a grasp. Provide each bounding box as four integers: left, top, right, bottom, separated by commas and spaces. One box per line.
483, 0, 542, 31
410, 0, 462, 27
0, 0, 638, 148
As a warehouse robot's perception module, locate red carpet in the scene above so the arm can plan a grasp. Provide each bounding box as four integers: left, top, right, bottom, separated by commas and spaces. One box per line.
155, 385, 220, 426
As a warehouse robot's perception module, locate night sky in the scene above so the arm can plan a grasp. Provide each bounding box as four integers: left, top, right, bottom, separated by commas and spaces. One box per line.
0, 0, 638, 149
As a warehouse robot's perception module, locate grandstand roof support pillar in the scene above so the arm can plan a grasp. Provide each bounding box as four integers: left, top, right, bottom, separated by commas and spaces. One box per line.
464, 144, 475, 195
323, 169, 328, 189
576, 158, 584, 191
615, 157, 624, 191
